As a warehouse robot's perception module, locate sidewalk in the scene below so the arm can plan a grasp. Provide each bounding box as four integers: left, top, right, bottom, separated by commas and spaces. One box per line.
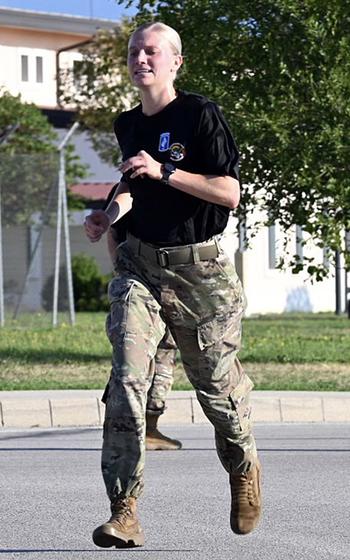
0, 389, 349, 428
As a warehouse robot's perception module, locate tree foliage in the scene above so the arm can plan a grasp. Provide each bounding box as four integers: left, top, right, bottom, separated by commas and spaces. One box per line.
0, 90, 87, 222
66, 1, 350, 275
0, 89, 57, 153
59, 20, 137, 166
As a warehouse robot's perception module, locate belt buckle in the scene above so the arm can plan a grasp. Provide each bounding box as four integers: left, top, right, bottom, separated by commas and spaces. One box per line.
156, 248, 169, 267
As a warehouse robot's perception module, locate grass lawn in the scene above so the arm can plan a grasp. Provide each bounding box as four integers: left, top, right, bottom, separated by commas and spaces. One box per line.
0, 312, 349, 391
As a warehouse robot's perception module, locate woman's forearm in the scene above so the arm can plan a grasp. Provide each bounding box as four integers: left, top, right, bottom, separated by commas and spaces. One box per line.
105, 181, 133, 224
167, 169, 240, 209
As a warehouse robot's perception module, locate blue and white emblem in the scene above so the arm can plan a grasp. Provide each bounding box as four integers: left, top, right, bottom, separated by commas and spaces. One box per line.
158, 132, 170, 152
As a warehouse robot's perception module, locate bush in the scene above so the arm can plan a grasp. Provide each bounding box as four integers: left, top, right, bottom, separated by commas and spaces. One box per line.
72, 254, 111, 311
41, 254, 111, 312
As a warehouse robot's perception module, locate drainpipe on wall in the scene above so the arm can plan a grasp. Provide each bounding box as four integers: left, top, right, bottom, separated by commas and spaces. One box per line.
345, 231, 350, 318
335, 250, 342, 315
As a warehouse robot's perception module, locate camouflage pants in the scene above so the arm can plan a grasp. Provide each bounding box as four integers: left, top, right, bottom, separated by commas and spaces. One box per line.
102, 238, 258, 502
146, 328, 177, 416
102, 328, 176, 416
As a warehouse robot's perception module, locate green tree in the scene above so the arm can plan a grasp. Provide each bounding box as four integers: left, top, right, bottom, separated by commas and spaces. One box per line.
67, 1, 350, 276
0, 89, 57, 153
0, 90, 87, 221
59, 20, 137, 167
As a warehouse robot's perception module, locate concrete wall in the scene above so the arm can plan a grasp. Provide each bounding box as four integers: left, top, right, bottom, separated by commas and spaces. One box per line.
2, 225, 27, 307
2, 220, 111, 314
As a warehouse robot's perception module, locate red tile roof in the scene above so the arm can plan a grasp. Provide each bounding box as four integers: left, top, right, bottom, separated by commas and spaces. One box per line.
69, 182, 116, 201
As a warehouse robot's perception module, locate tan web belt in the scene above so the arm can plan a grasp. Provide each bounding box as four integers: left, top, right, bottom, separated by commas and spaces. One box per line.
127, 233, 219, 268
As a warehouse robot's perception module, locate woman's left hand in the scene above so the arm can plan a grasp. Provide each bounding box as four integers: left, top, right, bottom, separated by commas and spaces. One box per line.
119, 150, 162, 181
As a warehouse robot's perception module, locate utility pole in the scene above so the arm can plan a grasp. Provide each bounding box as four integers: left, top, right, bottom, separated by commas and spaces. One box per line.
52, 122, 79, 327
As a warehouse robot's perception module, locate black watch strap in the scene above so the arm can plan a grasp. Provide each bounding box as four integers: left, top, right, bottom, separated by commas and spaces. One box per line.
160, 162, 176, 184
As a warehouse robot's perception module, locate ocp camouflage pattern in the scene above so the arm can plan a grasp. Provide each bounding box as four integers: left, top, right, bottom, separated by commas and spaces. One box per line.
102, 239, 257, 502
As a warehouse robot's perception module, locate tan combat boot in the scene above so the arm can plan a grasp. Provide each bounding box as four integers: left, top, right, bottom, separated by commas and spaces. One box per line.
92, 497, 144, 548
146, 412, 182, 451
229, 461, 262, 535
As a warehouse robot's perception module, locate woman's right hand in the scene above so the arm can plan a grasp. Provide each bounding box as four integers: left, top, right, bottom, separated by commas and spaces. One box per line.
84, 210, 110, 243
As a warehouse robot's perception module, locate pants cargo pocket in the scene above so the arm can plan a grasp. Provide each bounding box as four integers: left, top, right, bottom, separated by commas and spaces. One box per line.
105, 279, 136, 345
197, 313, 230, 351
191, 312, 245, 397
228, 374, 254, 433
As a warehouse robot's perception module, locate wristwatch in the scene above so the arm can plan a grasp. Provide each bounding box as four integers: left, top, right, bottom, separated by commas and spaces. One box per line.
160, 162, 176, 184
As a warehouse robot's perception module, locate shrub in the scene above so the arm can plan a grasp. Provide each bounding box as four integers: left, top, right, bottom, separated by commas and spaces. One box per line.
71, 254, 111, 311
41, 254, 111, 312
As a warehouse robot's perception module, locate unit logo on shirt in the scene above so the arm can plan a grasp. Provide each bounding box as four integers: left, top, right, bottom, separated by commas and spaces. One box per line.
158, 132, 170, 152
169, 143, 186, 161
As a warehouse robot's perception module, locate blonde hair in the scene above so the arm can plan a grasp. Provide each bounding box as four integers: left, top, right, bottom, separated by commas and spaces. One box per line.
129, 22, 182, 56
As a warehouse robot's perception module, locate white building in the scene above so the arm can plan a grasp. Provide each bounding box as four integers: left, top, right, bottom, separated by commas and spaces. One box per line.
0, 6, 118, 177
221, 216, 343, 315
0, 6, 116, 109
0, 7, 346, 315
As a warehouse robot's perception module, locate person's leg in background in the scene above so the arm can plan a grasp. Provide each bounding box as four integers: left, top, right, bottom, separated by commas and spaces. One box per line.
146, 328, 182, 450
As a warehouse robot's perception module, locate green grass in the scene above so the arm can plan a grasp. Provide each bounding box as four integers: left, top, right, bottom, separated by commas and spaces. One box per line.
1, 312, 349, 391
240, 313, 350, 363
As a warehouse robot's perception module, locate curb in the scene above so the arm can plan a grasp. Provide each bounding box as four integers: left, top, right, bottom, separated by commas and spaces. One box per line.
0, 390, 349, 429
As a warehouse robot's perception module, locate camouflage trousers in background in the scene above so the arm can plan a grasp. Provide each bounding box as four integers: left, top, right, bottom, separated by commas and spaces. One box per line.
146, 328, 177, 416
102, 327, 176, 415
102, 236, 258, 503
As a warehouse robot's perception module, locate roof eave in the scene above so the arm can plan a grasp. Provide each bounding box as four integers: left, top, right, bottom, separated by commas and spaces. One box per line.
0, 7, 118, 36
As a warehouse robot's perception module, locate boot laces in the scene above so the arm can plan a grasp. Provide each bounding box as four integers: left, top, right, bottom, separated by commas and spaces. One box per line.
231, 473, 257, 507
111, 499, 133, 523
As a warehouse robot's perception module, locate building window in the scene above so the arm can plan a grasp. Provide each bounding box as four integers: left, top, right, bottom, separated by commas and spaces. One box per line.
21, 55, 29, 81
36, 56, 43, 83
73, 59, 83, 77
268, 224, 277, 269
295, 225, 303, 261
73, 59, 93, 88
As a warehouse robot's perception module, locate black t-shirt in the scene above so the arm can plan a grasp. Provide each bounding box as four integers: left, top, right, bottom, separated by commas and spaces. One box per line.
114, 90, 239, 246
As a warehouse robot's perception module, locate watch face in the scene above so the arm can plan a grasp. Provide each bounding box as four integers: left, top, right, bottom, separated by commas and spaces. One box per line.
161, 162, 176, 183
164, 162, 175, 173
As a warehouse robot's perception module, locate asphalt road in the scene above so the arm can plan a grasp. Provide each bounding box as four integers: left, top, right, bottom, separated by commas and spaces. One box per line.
0, 424, 349, 560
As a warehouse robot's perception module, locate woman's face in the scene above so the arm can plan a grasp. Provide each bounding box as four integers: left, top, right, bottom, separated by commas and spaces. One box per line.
127, 29, 182, 90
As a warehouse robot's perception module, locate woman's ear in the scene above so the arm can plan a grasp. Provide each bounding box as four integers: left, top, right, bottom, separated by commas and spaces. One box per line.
174, 54, 183, 71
